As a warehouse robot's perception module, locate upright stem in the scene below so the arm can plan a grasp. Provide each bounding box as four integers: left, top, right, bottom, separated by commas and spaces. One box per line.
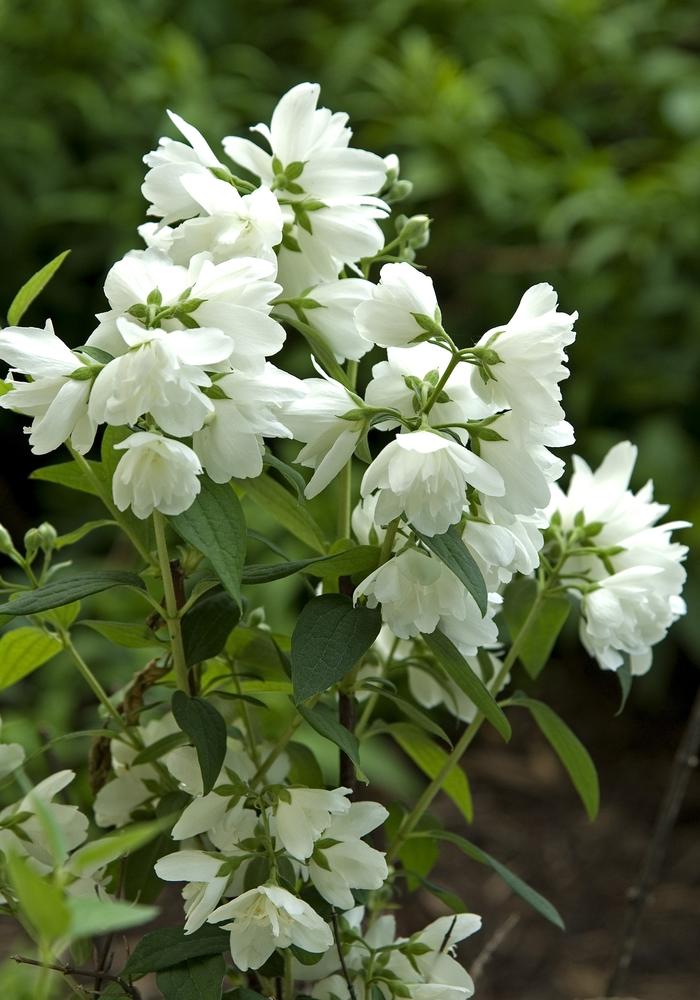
387, 587, 545, 863
152, 511, 189, 693
59, 628, 137, 745
423, 353, 461, 415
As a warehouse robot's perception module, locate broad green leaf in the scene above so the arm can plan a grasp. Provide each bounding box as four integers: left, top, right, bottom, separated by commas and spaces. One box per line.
69, 818, 172, 876
172, 690, 227, 794
243, 545, 379, 585
6, 853, 70, 941
0, 627, 62, 689
226, 625, 288, 672
7, 250, 70, 325
182, 588, 240, 666
79, 619, 162, 649
41, 601, 81, 628
291, 594, 382, 702
420, 828, 565, 929
122, 924, 229, 978
31, 459, 101, 496
415, 525, 487, 615
0, 571, 144, 619
422, 629, 511, 741
156, 953, 226, 1000
236, 473, 327, 553
385, 804, 439, 888
55, 519, 115, 550
502, 578, 571, 678
68, 897, 157, 938
389, 722, 472, 822
297, 701, 361, 767
510, 694, 599, 819
286, 740, 325, 787
172, 478, 246, 610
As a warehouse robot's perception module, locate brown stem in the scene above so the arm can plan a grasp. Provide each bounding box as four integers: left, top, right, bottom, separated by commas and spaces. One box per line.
469, 913, 520, 984
339, 691, 357, 791
11, 954, 142, 999
606, 684, 700, 996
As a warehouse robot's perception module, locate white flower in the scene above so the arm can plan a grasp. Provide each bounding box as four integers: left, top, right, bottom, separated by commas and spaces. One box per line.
156, 850, 234, 934
361, 430, 504, 537
462, 512, 545, 589
308, 801, 389, 909
0, 321, 97, 454
112, 432, 202, 519
293, 278, 375, 362
365, 343, 495, 432
477, 411, 563, 518
0, 742, 25, 780
283, 377, 364, 498
208, 883, 333, 971
142, 174, 283, 266
274, 786, 351, 861
142, 110, 224, 224
89, 319, 230, 436
400, 914, 482, 1000
355, 548, 497, 645
223, 82, 389, 294
0, 771, 88, 871
355, 262, 440, 348
192, 365, 304, 483
471, 282, 577, 427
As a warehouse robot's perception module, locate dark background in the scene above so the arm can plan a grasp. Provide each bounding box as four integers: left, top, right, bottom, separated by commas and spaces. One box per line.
0, 1, 698, 997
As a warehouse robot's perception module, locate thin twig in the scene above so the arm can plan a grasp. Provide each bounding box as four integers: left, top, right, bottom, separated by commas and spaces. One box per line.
338, 690, 357, 791
469, 913, 520, 984
331, 909, 357, 1000
606, 684, 700, 996
11, 953, 142, 999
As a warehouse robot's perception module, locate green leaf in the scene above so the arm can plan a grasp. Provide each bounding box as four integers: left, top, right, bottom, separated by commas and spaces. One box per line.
6, 853, 70, 941
172, 690, 227, 794
78, 619, 162, 649
365, 687, 451, 745
422, 629, 511, 741
421, 829, 564, 928
236, 473, 327, 553
122, 924, 229, 978
263, 451, 307, 500
0, 571, 144, 619
67, 897, 157, 938
389, 722, 472, 822
31, 459, 102, 496
182, 588, 241, 665
0, 627, 63, 689
156, 953, 226, 1000
132, 731, 189, 765
415, 525, 488, 615
55, 519, 115, 550
172, 478, 246, 610
7, 250, 70, 325
297, 701, 361, 767
510, 694, 599, 820
291, 594, 382, 702
502, 578, 571, 678
243, 545, 380, 585
69, 818, 172, 876
286, 740, 324, 787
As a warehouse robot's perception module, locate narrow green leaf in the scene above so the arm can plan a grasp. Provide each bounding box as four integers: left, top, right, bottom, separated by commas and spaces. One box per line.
55, 519, 115, 550
69, 818, 172, 876
0, 571, 144, 619
79, 620, 162, 649
6, 853, 70, 941
418, 829, 564, 929
122, 924, 229, 978
181, 588, 241, 665
422, 629, 511, 741
0, 627, 63, 689
364, 687, 451, 745
510, 694, 599, 820
415, 525, 487, 615
502, 578, 571, 678
291, 594, 382, 702
236, 473, 327, 553
389, 722, 472, 822
263, 451, 307, 500
172, 690, 227, 794
172, 478, 246, 610
67, 897, 157, 938
31, 459, 102, 496
156, 953, 226, 1000
7, 250, 70, 326
132, 731, 189, 765
297, 701, 361, 767
243, 545, 380, 585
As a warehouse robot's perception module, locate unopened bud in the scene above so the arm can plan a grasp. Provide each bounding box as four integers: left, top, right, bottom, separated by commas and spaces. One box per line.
384, 153, 400, 184
35, 522, 58, 551
0, 524, 14, 555
399, 214, 431, 249
23, 527, 41, 560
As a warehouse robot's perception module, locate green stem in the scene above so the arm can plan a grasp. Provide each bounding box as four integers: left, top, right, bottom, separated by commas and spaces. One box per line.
379, 518, 401, 565
59, 628, 137, 745
251, 713, 304, 786
152, 511, 189, 694
68, 446, 156, 568
422, 352, 461, 416
387, 586, 546, 863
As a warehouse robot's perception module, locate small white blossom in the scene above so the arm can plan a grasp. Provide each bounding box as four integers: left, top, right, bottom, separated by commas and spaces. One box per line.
274, 786, 351, 861
208, 883, 333, 971
292, 278, 375, 362
112, 432, 202, 519
0, 771, 88, 871
308, 801, 389, 909
355, 262, 440, 348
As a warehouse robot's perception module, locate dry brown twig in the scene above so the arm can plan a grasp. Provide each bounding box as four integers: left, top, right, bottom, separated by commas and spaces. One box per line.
469, 912, 520, 984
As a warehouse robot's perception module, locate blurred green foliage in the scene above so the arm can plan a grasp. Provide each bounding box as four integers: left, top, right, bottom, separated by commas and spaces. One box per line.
0, 0, 698, 681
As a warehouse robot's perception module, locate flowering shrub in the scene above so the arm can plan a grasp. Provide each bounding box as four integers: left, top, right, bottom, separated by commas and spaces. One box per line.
0, 83, 689, 999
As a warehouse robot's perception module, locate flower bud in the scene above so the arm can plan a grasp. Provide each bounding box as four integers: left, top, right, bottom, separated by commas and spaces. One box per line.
0, 524, 14, 555
36, 522, 58, 551
399, 214, 431, 249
